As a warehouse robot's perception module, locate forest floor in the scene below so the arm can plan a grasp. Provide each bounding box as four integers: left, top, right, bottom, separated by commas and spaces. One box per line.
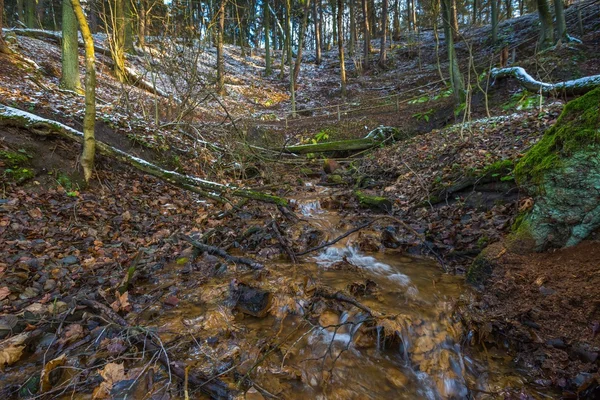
2, 1, 600, 398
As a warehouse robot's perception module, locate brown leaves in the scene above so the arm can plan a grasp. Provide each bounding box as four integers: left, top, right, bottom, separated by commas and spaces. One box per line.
40, 354, 66, 392
0, 331, 28, 371
0, 286, 10, 301
110, 291, 131, 313
92, 362, 128, 399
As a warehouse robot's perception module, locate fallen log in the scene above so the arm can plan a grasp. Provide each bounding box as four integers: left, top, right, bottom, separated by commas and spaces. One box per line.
490, 66, 600, 96
282, 138, 380, 154
0, 104, 288, 206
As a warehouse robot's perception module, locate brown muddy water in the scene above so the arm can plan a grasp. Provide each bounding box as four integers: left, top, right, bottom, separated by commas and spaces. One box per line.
140, 188, 555, 399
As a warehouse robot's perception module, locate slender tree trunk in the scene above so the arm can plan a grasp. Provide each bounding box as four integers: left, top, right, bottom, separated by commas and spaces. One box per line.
441, 0, 464, 103
89, 0, 98, 33
61, 0, 82, 92
472, 0, 478, 24
0, 0, 11, 54
124, 0, 134, 53
111, 0, 127, 82
491, 0, 498, 43
450, 0, 459, 38
553, 0, 567, 41
392, 0, 400, 40
264, 0, 272, 75
71, 0, 96, 182
349, 0, 356, 55
338, 0, 347, 97
16, 0, 24, 23
313, 0, 322, 64
331, 0, 337, 46
37, 0, 46, 28
368, 0, 376, 37
293, 0, 312, 85
536, 0, 553, 48
379, 0, 388, 67
216, 0, 226, 94
25, 0, 36, 27
361, 0, 370, 70
285, 0, 295, 116
139, 0, 146, 47
505, 0, 512, 18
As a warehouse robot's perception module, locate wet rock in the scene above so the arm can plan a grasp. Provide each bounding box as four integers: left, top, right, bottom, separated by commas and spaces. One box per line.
319, 310, 340, 328
545, 338, 566, 349
43, 279, 57, 291
323, 159, 341, 174
386, 369, 409, 388
245, 387, 265, 400
354, 190, 393, 213
381, 226, 401, 248
61, 255, 79, 265
539, 286, 556, 296
230, 281, 272, 318
347, 279, 377, 297
569, 344, 598, 363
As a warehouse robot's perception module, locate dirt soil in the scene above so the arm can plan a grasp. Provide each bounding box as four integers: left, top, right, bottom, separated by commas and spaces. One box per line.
469, 239, 600, 396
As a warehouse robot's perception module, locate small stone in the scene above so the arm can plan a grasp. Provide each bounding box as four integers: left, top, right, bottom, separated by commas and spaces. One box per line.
539, 286, 556, 296
43, 279, 57, 291
61, 255, 79, 265
245, 387, 265, 400
546, 338, 566, 349
386, 369, 409, 388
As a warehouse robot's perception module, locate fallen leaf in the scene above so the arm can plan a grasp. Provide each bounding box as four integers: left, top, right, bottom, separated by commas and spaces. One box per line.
110, 291, 131, 313
40, 354, 66, 392
0, 332, 29, 371
92, 362, 127, 399
0, 287, 10, 301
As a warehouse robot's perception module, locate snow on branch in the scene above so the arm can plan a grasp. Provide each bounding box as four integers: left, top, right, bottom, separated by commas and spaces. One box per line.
490, 67, 600, 96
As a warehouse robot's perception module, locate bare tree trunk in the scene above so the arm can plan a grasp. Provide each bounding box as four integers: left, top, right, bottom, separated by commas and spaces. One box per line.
60, 0, 82, 91
139, 0, 147, 47
491, 0, 498, 43
349, 0, 356, 55
392, 0, 400, 40
553, 0, 567, 41
110, 0, 127, 82
0, 0, 12, 54
441, 0, 464, 103
293, 0, 312, 85
216, 0, 226, 94
361, 0, 370, 70
71, 0, 96, 182
25, 0, 36, 27
338, 0, 347, 97
285, 0, 295, 116
313, 0, 322, 64
450, 0, 459, 38
124, 0, 134, 53
379, 0, 388, 67
264, 0, 272, 75
536, 0, 553, 48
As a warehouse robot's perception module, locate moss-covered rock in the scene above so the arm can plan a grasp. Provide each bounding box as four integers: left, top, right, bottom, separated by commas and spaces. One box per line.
466, 242, 505, 285
514, 87, 600, 250
0, 149, 34, 184
354, 190, 393, 212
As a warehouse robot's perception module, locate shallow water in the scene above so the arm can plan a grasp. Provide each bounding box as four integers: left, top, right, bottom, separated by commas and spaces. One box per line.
147, 189, 553, 399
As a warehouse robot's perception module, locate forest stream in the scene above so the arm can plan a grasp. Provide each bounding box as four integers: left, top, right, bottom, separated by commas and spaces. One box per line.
132, 183, 555, 399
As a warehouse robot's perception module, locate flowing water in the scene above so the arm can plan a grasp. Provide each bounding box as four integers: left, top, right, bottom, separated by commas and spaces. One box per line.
147, 186, 552, 399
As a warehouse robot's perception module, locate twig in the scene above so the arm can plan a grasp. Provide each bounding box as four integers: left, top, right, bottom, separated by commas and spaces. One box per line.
178, 234, 264, 270
271, 220, 297, 263
296, 220, 375, 256
313, 287, 377, 316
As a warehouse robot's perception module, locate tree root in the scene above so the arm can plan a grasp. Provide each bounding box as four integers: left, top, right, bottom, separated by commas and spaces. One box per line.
179, 234, 264, 270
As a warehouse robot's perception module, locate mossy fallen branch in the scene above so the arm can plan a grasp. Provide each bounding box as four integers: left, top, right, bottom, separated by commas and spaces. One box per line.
283, 138, 380, 154
491, 67, 600, 96
0, 104, 288, 206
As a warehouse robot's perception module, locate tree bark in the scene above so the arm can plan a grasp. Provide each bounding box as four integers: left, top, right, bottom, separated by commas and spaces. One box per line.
313, 0, 322, 64
71, 0, 96, 182
536, 0, 553, 48
349, 0, 356, 55
285, 0, 295, 116
392, 0, 400, 41
361, 0, 370, 70
25, 0, 36, 28
110, 0, 127, 82
491, 0, 498, 43
0, 105, 289, 206
293, 0, 311, 86
379, 0, 388, 67
490, 67, 600, 95
338, 0, 347, 97
60, 0, 82, 92
553, 0, 567, 41
441, 0, 464, 103
264, 0, 272, 75
0, 0, 12, 54
124, 0, 134, 53
216, 0, 226, 94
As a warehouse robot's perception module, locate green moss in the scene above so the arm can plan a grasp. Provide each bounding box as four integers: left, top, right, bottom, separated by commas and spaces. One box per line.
0, 149, 30, 167
327, 174, 344, 184
354, 190, 393, 212
5, 167, 35, 183
515, 87, 600, 186
466, 256, 494, 285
